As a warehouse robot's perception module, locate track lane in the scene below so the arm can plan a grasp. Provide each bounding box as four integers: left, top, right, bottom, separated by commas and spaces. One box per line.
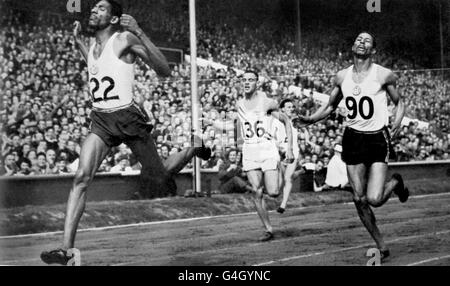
0, 193, 449, 266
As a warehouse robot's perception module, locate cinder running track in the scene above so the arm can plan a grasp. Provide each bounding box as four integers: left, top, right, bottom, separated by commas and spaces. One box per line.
0, 192, 449, 266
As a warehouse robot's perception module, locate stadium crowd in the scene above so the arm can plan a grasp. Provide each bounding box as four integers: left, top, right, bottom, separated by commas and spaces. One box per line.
0, 5, 449, 188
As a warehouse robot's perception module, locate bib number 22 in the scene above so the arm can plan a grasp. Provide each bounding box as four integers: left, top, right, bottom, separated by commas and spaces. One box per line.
90, 77, 119, 103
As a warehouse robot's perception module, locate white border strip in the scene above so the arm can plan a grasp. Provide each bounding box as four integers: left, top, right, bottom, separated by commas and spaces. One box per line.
1, 192, 449, 240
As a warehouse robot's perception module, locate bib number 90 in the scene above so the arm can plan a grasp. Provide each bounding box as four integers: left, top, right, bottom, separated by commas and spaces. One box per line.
345, 96, 374, 120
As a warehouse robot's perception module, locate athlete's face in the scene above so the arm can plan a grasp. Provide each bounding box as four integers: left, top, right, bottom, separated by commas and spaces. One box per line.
352, 33, 376, 57
242, 73, 258, 95
88, 1, 118, 31
282, 102, 295, 117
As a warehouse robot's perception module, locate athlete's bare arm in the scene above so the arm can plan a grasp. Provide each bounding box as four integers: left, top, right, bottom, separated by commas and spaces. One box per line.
297, 70, 346, 125
382, 69, 405, 137
119, 14, 171, 77
203, 118, 236, 131
73, 21, 88, 62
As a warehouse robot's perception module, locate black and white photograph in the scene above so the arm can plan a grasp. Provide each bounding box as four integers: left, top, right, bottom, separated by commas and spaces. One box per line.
0, 0, 449, 269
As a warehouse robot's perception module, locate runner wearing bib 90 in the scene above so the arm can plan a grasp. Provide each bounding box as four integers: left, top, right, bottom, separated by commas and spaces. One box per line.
295, 32, 409, 262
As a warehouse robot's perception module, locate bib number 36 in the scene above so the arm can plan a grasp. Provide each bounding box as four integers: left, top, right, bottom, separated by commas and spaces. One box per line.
90, 76, 119, 103
244, 121, 266, 138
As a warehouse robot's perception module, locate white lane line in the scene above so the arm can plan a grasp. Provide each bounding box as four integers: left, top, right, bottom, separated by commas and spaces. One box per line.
0, 212, 257, 239
253, 229, 450, 266
1, 192, 449, 240
406, 254, 450, 266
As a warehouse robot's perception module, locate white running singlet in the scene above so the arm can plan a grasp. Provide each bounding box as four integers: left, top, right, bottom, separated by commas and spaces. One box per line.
88, 32, 134, 110
236, 92, 280, 165
340, 63, 389, 132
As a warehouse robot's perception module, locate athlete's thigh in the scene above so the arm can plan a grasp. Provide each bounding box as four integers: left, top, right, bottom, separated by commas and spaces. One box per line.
78, 133, 111, 176
247, 170, 263, 190
126, 136, 167, 176
366, 162, 388, 200
264, 169, 281, 194
346, 164, 368, 198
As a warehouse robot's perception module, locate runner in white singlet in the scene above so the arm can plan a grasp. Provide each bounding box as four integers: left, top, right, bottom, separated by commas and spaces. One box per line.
206, 70, 294, 242
41, 0, 211, 265
276, 99, 302, 214
295, 32, 409, 262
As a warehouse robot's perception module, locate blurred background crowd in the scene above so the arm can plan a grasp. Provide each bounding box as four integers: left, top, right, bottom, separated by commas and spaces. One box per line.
0, 0, 448, 189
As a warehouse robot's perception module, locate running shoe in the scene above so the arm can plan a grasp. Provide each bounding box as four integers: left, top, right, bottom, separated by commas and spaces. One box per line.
259, 231, 274, 242
195, 147, 211, 160
40, 248, 71, 265
392, 173, 409, 203
380, 249, 390, 263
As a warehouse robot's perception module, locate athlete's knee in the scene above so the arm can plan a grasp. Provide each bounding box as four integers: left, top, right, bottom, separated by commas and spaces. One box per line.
266, 186, 280, 198
367, 193, 384, 208
353, 194, 368, 206
253, 187, 263, 198
73, 169, 93, 190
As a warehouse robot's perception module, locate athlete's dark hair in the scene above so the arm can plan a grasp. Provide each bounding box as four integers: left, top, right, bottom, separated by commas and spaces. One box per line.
357, 31, 377, 49
101, 0, 123, 18
279, 98, 293, 109
243, 69, 259, 80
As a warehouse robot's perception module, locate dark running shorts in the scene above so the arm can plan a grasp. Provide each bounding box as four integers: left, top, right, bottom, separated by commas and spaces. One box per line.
90, 104, 153, 147
342, 127, 395, 165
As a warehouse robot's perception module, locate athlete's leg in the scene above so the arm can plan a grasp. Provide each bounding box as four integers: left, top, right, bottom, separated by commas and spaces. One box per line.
63, 133, 110, 249
347, 164, 387, 251
366, 163, 398, 207
279, 159, 299, 210
264, 168, 283, 197
247, 170, 273, 233
162, 146, 210, 175
126, 136, 176, 197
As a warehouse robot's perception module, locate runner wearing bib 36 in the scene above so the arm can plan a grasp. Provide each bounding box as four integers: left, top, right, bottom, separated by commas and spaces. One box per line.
205, 70, 294, 241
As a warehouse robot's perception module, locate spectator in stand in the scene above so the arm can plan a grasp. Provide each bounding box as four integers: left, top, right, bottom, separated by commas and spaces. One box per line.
16, 157, 34, 176
0, 153, 18, 176
55, 156, 70, 174
218, 149, 253, 194
33, 152, 49, 175
110, 155, 133, 173
317, 144, 349, 191
313, 160, 327, 192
